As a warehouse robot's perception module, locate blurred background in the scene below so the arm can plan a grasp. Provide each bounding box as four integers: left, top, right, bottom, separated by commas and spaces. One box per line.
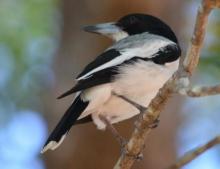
0, 0, 220, 169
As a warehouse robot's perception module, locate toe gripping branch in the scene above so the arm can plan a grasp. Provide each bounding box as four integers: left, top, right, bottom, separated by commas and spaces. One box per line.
100, 114, 144, 161
112, 91, 160, 129
100, 92, 160, 160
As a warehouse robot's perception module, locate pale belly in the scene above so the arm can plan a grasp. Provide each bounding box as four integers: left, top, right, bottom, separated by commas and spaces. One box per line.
79, 60, 179, 129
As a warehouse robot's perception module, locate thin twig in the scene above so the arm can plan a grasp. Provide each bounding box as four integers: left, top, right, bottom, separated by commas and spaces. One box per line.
166, 136, 220, 169
183, 0, 212, 74
99, 115, 127, 148
113, 0, 220, 169
179, 84, 220, 97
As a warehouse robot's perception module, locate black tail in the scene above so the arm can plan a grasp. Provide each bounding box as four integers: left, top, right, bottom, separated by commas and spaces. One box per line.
41, 95, 89, 153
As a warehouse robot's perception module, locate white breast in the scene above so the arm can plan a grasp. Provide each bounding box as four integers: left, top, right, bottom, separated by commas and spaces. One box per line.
103, 60, 178, 125
112, 59, 179, 99
79, 59, 179, 129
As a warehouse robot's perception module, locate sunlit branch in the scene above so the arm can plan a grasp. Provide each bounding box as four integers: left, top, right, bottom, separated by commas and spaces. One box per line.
179, 84, 220, 97
166, 136, 220, 169
113, 0, 220, 169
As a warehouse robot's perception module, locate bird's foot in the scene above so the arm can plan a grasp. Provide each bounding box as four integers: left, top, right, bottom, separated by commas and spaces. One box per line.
99, 115, 144, 160
122, 147, 144, 161
112, 91, 147, 113
148, 117, 160, 129
99, 115, 128, 147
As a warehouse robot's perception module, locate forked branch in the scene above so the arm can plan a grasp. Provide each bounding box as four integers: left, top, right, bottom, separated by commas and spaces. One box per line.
179, 84, 220, 97
113, 0, 220, 169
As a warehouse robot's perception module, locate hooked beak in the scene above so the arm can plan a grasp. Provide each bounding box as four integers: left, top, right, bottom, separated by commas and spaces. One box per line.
83, 22, 120, 34
83, 22, 128, 41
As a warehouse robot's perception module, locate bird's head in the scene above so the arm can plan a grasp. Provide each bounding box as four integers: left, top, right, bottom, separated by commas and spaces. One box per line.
83, 13, 178, 43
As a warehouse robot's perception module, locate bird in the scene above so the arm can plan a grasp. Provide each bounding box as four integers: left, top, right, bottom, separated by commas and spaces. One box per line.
41, 13, 181, 153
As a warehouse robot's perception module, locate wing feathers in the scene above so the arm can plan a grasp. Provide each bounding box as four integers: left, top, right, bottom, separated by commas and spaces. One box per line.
77, 34, 178, 80
57, 44, 180, 99
57, 87, 77, 99
77, 49, 121, 80
58, 66, 119, 99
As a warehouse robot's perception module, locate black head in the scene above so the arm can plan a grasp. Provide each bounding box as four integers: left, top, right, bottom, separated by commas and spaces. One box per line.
83, 13, 178, 43
116, 13, 178, 43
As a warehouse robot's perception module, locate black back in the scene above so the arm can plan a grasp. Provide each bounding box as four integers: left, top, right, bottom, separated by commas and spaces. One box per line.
116, 13, 178, 43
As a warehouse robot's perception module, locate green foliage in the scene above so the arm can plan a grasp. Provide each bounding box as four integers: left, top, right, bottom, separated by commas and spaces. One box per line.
0, 0, 59, 119
200, 54, 220, 78
198, 11, 220, 78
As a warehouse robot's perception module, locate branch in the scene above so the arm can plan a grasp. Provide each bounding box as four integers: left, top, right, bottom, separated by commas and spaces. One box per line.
113, 0, 220, 169
179, 84, 220, 97
183, 0, 212, 74
166, 136, 220, 169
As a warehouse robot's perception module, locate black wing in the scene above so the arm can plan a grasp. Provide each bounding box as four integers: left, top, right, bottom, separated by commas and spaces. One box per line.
57, 66, 119, 99
76, 49, 121, 79
58, 49, 122, 99
58, 44, 181, 99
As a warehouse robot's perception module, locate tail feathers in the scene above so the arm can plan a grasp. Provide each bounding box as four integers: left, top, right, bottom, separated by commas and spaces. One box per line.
41, 134, 67, 153
57, 86, 76, 99
41, 95, 89, 153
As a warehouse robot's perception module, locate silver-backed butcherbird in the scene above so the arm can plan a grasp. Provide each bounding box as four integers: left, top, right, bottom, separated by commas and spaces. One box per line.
41, 13, 181, 153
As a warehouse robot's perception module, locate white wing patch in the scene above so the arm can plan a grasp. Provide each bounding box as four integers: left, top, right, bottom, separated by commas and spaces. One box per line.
77, 33, 175, 80
77, 55, 127, 80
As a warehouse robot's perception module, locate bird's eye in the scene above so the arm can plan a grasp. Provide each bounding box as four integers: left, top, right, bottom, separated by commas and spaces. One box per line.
117, 15, 139, 28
